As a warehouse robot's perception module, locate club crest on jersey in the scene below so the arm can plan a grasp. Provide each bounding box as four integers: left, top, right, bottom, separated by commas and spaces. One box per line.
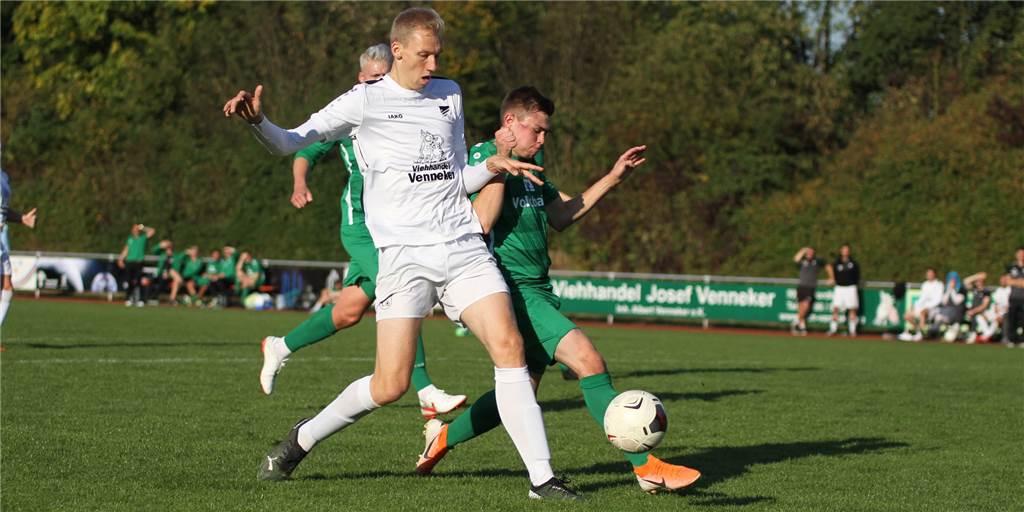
416, 130, 445, 164
523, 180, 536, 192
409, 130, 454, 183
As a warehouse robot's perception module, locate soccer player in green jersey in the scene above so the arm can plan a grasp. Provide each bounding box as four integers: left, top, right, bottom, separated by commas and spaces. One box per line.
117, 223, 155, 307
258, 43, 467, 417
416, 87, 702, 493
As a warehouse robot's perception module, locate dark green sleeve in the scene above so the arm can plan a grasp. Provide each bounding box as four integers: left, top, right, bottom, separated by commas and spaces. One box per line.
294, 140, 339, 171
541, 174, 560, 203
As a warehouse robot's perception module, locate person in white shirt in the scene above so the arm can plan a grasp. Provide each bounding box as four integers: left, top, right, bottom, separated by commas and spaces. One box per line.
223, 7, 579, 500
899, 267, 944, 341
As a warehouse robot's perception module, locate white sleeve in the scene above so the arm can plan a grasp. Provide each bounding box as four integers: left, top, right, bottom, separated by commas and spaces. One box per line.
450, 85, 496, 193
248, 85, 364, 156
464, 162, 496, 194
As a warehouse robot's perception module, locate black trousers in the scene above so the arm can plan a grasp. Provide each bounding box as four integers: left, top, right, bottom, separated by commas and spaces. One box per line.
1005, 295, 1024, 342
123, 262, 145, 301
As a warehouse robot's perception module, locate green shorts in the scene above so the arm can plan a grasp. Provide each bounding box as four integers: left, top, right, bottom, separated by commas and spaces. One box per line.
511, 284, 578, 374
341, 225, 378, 301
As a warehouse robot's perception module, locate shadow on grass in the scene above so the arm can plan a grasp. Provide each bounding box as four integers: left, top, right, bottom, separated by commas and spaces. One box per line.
540, 389, 764, 413
298, 436, 905, 508
619, 367, 820, 379
571, 437, 908, 506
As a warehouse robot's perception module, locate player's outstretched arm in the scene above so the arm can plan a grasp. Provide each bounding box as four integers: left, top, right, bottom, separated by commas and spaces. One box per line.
463, 156, 543, 194
545, 145, 647, 232
223, 84, 355, 156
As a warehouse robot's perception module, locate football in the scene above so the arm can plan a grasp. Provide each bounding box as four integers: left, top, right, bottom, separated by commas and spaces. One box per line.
603, 390, 668, 453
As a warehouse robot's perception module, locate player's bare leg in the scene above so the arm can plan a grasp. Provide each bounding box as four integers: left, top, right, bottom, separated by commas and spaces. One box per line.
258, 318, 420, 481
460, 293, 576, 498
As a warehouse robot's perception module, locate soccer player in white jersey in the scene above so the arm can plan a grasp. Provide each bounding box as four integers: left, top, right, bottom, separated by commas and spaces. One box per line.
223, 8, 579, 500
1, 168, 38, 329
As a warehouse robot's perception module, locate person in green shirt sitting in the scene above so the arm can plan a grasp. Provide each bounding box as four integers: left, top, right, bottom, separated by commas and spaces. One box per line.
151, 239, 186, 304
235, 251, 265, 299
116, 223, 155, 307
180, 245, 205, 306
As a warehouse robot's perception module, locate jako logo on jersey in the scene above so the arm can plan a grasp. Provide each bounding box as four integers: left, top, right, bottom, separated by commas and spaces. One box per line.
388, 113, 403, 119
438, 105, 451, 118
513, 196, 545, 209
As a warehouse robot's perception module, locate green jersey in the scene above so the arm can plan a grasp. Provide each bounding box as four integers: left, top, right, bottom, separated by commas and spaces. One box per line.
125, 235, 148, 262
157, 251, 185, 274
220, 253, 239, 279
181, 257, 204, 279
242, 259, 265, 286
295, 138, 366, 234
469, 140, 557, 288
204, 258, 222, 276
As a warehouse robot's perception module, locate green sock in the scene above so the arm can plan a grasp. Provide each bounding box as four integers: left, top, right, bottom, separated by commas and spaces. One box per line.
444, 389, 501, 447
283, 306, 338, 352
410, 335, 432, 392
580, 372, 651, 467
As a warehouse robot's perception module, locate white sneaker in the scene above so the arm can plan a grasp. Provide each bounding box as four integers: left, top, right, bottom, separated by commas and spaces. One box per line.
966, 332, 977, 344
419, 388, 468, 419
260, 336, 290, 395
912, 332, 923, 342
897, 332, 914, 341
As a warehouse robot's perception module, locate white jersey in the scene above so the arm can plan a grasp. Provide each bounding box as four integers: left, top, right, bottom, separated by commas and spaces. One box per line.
916, 279, 944, 310
251, 75, 486, 248
992, 286, 1011, 315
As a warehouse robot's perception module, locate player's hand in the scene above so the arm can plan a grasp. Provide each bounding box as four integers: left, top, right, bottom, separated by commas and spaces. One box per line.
116, 259, 125, 269
494, 126, 517, 158
291, 182, 314, 209
609, 145, 647, 180
21, 208, 37, 229
223, 85, 264, 124
827, 279, 835, 286
485, 155, 544, 186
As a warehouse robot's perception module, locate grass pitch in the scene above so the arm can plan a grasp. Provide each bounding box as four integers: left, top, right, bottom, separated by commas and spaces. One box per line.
2, 299, 1022, 511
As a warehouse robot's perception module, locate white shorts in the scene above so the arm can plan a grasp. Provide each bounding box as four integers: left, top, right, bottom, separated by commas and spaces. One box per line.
374, 234, 508, 322
0, 225, 10, 276
832, 285, 859, 311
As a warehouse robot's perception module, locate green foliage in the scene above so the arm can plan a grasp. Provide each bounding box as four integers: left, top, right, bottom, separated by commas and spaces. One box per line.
0, 1, 1020, 279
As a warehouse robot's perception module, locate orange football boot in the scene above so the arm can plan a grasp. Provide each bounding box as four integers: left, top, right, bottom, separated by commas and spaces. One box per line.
632, 455, 701, 493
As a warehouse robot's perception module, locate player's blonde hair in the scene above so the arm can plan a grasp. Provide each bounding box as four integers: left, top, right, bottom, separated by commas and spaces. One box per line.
390, 7, 445, 44
359, 43, 393, 69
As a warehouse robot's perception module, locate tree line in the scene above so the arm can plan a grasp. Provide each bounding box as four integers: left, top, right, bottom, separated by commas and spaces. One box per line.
1, 1, 1021, 281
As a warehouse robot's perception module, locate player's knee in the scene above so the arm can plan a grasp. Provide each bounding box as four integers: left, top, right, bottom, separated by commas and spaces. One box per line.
332, 304, 363, 329
489, 332, 526, 368
574, 353, 608, 379
371, 375, 410, 404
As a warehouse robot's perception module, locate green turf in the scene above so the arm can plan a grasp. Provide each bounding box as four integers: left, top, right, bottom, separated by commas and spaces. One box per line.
2, 300, 1022, 511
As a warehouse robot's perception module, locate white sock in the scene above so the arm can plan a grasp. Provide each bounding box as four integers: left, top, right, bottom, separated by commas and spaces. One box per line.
417, 384, 438, 402
296, 375, 379, 451
271, 337, 292, 357
494, 366, 553, 486
829, 321, 838, 332
975, 316, 988, 334
0, 289, 11, 327
848, 321, 857, 336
